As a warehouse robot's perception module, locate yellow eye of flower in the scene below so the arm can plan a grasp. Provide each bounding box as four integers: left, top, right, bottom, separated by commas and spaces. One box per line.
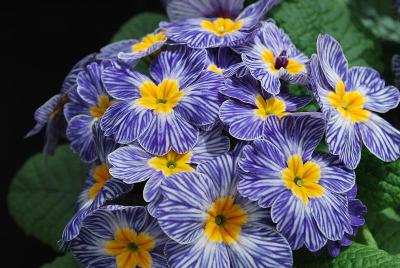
254, 95, 288, 119
327, 80, 369, 123
89, 164, 112, 199
90, 95, 114, 119
261, 49, 305, 75
148, 150, 193, 177
204, 196, 248, 244
104, 228, 155, 268
132, 32, 166, 52
201, 18, 244, 36
207, 64, 223, 75
136, 79, 184, 113
281, 155, 324, 204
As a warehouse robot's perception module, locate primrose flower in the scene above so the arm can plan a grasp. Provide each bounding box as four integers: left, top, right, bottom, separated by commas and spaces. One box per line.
157, 154, 293, 267
101, 46, 224, 155
310, 34, 400, 169
235, 21, 309, 94
161, 0, 280, 49
108, 126, 230, 216
219, 75, 312, 140
70, 205, 169, 268
238, 114, 356, 252
60, 125, 132, 248
98, 30, 167, 63
65, 61, 115, 162
206, 47, 242, 76
26, 53, 96, 155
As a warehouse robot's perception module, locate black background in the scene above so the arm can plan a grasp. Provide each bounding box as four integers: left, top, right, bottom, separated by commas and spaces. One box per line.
1, 1, 163, 267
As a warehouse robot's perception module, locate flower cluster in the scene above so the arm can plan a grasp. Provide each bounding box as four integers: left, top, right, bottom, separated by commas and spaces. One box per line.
28, 0, 399, 267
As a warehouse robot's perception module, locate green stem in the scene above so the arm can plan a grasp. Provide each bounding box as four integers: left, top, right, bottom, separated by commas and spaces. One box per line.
360, 225, 379, 249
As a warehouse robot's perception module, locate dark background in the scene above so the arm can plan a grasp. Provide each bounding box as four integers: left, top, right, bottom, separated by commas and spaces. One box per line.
1, 1, 163, 267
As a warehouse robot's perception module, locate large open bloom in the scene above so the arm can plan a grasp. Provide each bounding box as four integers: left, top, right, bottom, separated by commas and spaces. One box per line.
310, 34, 400, 169
70, 205, 169, 268
235, 21, 309, 94
101, 46, 224, 155
238, 114, 356, 251
219, 75, 311, 140
108, 126, 230, 216
157, 154, 293, 267
64, 61, 115, 162
161, 0, 279, 48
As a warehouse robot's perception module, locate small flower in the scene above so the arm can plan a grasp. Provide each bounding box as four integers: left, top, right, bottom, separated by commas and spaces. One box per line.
206, 47, 241, 76
157, 154, 293, 267
107, 126, 230, 216
100, 46, 224, 155
238, 114, 356, 252
235, 21, 309, 94
161, 0, 279, 48
64, 61, 115, 162
70, 205, 169, 268
98, 31, 167, 63
219, 75, 312, 140
310, 34, 400, 168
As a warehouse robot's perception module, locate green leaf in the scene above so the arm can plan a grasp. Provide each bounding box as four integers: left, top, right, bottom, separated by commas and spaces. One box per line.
41, 254, 81, 268
8, 145, 87, 250
271, 0, 383, 70
111, 12, 168, 42
356, 152, 400, 211
295, 243, 400, 267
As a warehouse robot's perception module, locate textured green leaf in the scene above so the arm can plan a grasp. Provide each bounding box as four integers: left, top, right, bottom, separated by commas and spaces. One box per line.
111, 12, 168, 42
356, 152, 400, 211
8, 145, 87, 250
41, 254, 81, 268
271, 0, 383, 70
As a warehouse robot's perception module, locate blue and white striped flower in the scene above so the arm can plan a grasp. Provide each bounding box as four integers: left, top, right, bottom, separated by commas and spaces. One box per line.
64, 61, 115, 162
205, 47, 242, 77
238, 114, 356, 252
108, 126, 230, 217
310, 34, 400, 169
97, 30, 167, 63
220, 75, 312, 140
60, 125, 132, 249
157, 154, 293, 268
161, 0, 280, 49
26, 53, 96, 156
100, 46, 224, 155
70, 205, 169, 268
235, 21, 309, 95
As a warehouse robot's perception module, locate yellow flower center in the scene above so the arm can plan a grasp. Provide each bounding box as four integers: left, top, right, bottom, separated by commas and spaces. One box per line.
104, 228, 155, 268
132, 32, 166, 52
207, 64, 223, 75
254, 95, 288, 119
201, 18, 244, 36
136, 79, 184, 113
148, 150, 193, 177
204, 196, 248, 244
261, 49, 304, 75
50, 95, 69, 119
90, 95, 114, 119
281, 155, 324, 204
327, 80, 369, 123
89, 164, 113, 199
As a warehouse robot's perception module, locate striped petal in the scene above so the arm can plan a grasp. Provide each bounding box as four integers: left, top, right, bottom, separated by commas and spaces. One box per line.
66, 114, 96, 163
236, 0, 280, 29
227, 225, 293, 268
165, 236, 229, 268
97, 40, 136, 61
221, 75, 261, 105
358, 113, 400, 162
220, 99, 264, 140
278, 93, 312, 112
64, 87, 90, 122
157, 172, 215, 244
138, 112, 199, 155
77, 62, 108, 106
143, 172, 165, 203
61, 53, 96, 95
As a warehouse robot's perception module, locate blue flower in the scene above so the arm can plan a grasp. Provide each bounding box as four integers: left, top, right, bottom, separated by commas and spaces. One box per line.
70, 205, 169, 268
235, 21, 309, 94
238, 114, 356, 252
161, 0, 279, 48
219, 75, 312, 140
310, 34, 400, 169
65, 61, 115, 162
157, 154, 293, 267
205, 47, 242, 77
107, 126, 230, 217
100, 46, 224, 155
